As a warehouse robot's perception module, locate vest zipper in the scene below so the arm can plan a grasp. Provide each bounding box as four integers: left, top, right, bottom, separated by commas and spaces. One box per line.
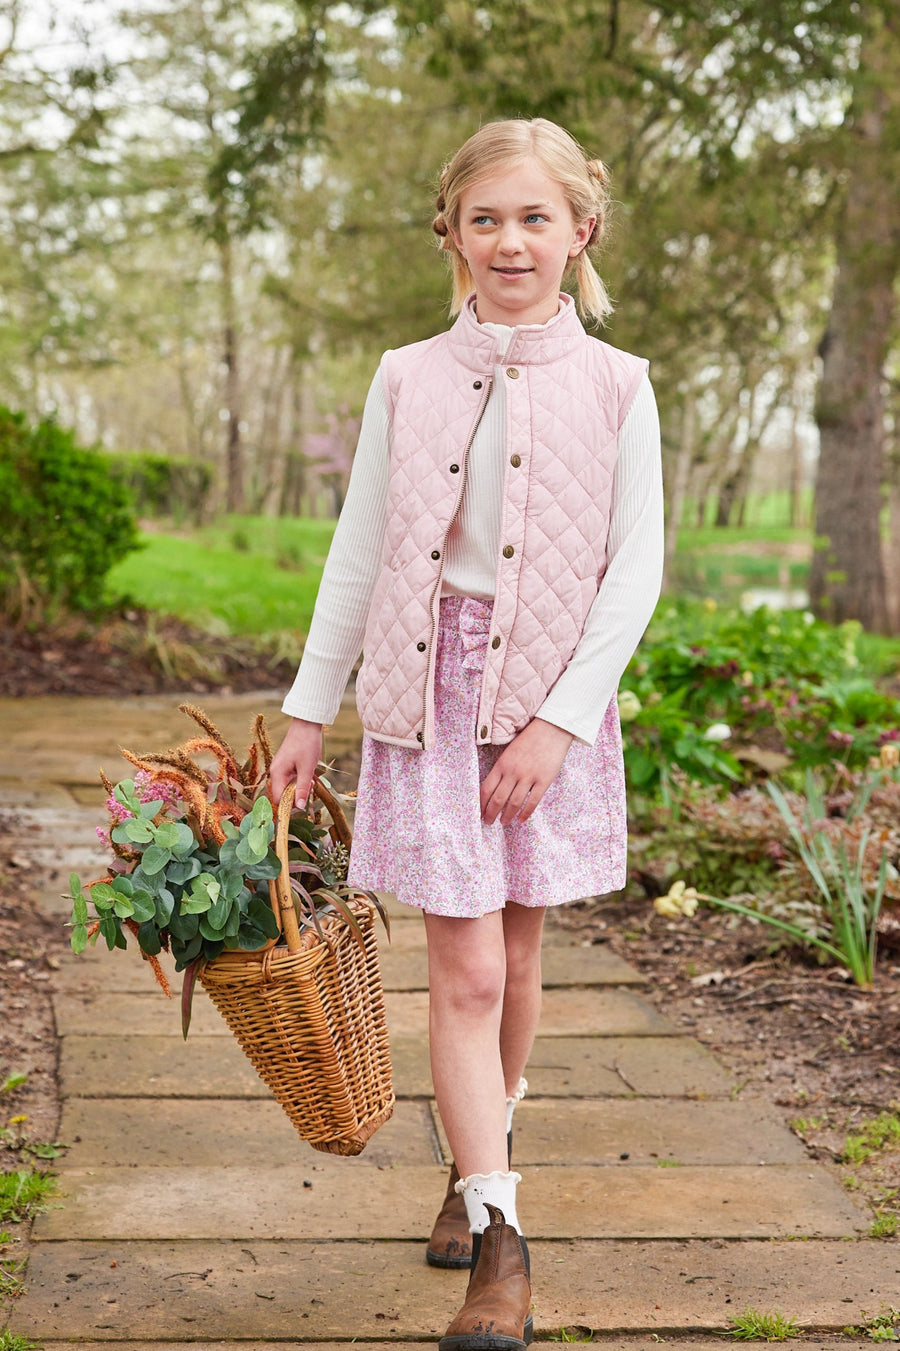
421, 375, 494, 746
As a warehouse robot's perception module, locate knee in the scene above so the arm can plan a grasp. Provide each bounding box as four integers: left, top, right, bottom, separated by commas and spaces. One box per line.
431, 947, 506, 1016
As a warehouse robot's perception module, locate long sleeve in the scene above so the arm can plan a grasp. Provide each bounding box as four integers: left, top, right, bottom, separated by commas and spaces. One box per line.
536, 375, 664, 744
280, 370, 390, 724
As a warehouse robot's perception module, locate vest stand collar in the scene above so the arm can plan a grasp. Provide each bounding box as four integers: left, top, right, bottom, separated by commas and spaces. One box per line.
447, 293, 586, 371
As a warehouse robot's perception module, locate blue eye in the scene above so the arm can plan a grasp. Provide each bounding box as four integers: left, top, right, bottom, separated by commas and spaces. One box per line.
525, 214, 547, 224
472, 215, 493, 225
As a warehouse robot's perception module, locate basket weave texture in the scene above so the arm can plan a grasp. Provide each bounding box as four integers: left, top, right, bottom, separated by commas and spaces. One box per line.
198, 783, 394, 1156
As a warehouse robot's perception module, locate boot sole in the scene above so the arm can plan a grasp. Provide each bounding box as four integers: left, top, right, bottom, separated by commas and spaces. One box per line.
426, 1247, 472, 1269
440, 1316, 533, 1350
439, 1336, 526, 1351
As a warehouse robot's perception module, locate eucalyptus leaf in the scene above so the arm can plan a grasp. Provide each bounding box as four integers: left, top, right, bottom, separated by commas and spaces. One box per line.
138, 798, 165, 819
170, 822, 197, 856
113, 895, 136, 919
99, 913, 119, 951
167, 908, 199, 940
122, 818, 155, 844
130, 890, 157, 924
166, 857, 202, 886
154, 822, 181, 850
70, 923, 88, 955
70, 879, 88, 927
154, 888, 175, 926
141, 844, 172, 876
137, 920, 162, 956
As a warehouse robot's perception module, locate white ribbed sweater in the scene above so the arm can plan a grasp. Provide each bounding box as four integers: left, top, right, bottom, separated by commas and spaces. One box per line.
283, 323, 664, 745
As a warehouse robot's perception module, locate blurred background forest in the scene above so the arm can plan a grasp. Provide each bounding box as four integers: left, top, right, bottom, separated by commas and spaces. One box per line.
1, 0, 899, 639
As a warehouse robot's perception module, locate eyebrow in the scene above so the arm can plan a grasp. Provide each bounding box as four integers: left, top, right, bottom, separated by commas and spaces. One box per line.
468, 202, 554, 212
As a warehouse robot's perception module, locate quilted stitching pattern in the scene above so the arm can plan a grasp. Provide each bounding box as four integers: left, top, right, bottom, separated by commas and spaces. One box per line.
356, 299, 648, 747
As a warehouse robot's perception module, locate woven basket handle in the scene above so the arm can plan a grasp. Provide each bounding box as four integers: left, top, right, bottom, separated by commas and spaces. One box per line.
269, 774, 355, 954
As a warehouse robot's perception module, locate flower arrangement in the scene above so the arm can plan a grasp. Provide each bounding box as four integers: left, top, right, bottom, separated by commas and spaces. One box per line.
68, 704, 383, 1031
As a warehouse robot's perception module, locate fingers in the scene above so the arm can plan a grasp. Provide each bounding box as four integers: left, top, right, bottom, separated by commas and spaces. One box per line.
268, 720, 323, 808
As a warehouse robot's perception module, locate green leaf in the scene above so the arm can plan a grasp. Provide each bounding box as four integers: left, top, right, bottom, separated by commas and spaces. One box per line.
141, 844, 172, 876
70, 876, 89, 926
98, 913, 119, 951
154, 822, 181, 850
113, 895, 135, 918
113, 778, 136, 804
154, 887, 175, 926
112, 874, 134, 897
122, 818, 155, 844
169, 822, 197, 856
245, 848, 281, 880
168, 909, 199, 941
90, 882, 117, 905
137, 920, 162, 956
246, 893, 279, 939
130, 890, 157, 924
173, 932, 203, 969
251, 795, 273, 826
137, 798, 164, 819
71, 923, 88, 955
220, 818, 239, 839
166, 857, 202, 885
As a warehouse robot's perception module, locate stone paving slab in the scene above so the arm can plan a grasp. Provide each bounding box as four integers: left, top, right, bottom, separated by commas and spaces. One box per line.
377, 941, 645, 990
35, 1162, 863, 1240
18, 1238, 900, 1340
432, 1098, 806, 1166
57, 1098, 439, 1170
52, 986, 674, 1040
60, 1032, 731, 1100
33, 1345, 872, 1351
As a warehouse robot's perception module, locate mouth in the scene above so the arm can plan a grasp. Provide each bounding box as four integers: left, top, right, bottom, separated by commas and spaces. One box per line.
492, 266, 533, 277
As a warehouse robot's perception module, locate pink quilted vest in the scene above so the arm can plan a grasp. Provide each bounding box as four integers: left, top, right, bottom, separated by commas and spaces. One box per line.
356, 295, 648, 748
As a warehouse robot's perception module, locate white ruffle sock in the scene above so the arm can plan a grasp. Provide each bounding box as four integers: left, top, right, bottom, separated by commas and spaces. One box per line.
505, 1076, 527, 1134
455, 1169, 523, 1235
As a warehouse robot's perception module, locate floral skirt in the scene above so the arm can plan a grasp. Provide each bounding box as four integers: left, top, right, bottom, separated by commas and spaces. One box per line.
347, 596, 627, 918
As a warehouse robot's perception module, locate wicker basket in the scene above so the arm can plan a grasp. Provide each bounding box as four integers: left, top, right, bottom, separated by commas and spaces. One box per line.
198, 781, 394, 1155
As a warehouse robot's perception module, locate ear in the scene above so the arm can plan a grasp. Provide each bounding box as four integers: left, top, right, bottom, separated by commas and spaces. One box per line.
448, 226, 466, 259
568, 215, 596, 258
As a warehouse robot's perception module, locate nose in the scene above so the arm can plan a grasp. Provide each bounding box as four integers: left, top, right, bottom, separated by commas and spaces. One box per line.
497, 222, 525, 255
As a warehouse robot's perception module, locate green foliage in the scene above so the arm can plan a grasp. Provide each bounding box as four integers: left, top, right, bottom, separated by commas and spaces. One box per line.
622, 602, 900, 798
870, 1213, 899, 1239
0, 1333, 42, 1351
0, 1170, 56, 1225
0, 1077, 26, 1099
727, 1307, 799, 1341
703, 768, 892, 987
107, 451, 213, 523
842, 1112, 900, 1167
70, 786, 282, 973
0, 406, 140, 619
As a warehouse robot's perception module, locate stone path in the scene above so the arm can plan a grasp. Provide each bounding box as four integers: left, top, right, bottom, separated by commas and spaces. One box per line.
3, 693, 898, 1346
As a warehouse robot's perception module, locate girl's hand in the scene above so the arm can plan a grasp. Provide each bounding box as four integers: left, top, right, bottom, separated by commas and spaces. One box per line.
480, 718, 575, 826
268, 718, 324, 808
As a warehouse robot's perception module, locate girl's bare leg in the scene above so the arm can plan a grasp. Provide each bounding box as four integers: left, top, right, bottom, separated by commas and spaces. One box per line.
499, 902, 546, 1095
424, 911, 509, 1178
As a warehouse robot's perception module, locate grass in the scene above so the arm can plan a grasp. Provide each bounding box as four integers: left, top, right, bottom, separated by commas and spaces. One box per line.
842, 1111, 900, 1166
727, 1307, 799, 1340
105, 515, 336, 637
0, 1171, 56, 1225
870, 1212, 899, 1238
0, 1335, 41, 1351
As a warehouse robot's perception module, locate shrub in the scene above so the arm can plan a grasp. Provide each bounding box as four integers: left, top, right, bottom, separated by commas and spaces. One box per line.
0, 406, 140, 619
622, 601, 900, 798
108, 450, 213, 523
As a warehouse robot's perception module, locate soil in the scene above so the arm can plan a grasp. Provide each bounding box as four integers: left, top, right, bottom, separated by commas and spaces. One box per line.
0, 610, 300, 698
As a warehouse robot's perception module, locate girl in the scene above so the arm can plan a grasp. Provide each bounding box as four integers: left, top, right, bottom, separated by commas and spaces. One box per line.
270, 117, 663, 1351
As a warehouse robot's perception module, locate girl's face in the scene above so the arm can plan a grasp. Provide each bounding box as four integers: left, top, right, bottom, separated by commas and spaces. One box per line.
450, 157, 595, 328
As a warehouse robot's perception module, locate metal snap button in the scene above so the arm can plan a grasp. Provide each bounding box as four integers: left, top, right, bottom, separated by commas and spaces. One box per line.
431, 550, 440, 560
502, 544, 515, 559
510, 454, 522, 468
416, 732, 424, 743
506, 367, 519, 379
491, 636, 501, 650
417, 641, 426, 652
450, 463, 460, 473
473, 380, 483, 389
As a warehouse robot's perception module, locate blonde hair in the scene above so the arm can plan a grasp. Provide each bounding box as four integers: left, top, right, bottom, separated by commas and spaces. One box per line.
432, 118, 613, 325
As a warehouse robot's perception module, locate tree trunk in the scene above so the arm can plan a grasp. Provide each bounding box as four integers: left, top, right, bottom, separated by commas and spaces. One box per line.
810, 10, 900, 631
218, 231, 244, 514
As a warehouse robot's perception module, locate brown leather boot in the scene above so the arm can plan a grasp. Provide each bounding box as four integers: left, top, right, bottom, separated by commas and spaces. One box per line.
427, 1162, 472, 1268
439, 1203, 533, 1351
427, 1132, 514, 1270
